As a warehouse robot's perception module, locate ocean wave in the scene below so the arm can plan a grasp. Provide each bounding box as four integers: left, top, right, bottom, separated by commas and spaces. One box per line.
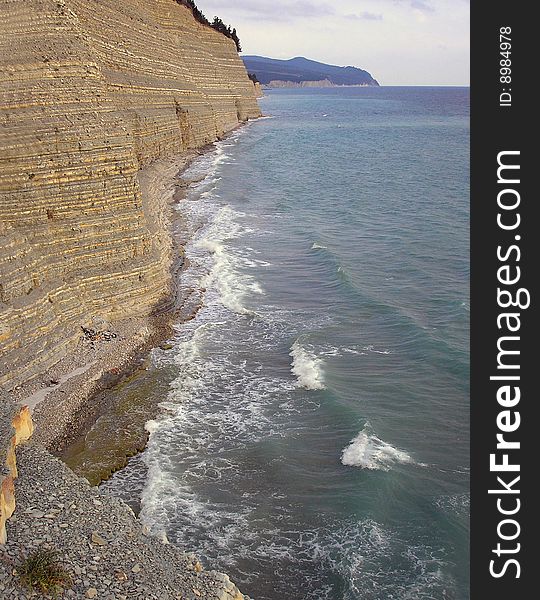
181, 130, 246, 193
139, 454, 455, 600
341, 424, 414, 470
140, 439, 253, 553
290, 340, 326, 390
316, 519, 456, 600
138, 324, 303, 563
185, 203, 263, 316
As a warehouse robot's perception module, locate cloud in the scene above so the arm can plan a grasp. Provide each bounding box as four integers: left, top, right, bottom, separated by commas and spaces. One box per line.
346, 11, 384, 21
196, 0, 470, 85
410, 0, 435, 12
382, 0, 435, 13
196, 0, 335, 21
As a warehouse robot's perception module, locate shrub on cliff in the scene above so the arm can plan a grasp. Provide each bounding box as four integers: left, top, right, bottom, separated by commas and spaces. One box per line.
17, 549, 72, 596
230, 28, 242, 53
212, 18, 242, 52
176, 0, 209, 26
175, 1, 242, 52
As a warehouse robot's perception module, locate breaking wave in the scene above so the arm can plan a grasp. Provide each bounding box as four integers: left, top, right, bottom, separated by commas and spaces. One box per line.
196, 206, 263, 315
290, 340, 326, 390
341, 424, 415, 470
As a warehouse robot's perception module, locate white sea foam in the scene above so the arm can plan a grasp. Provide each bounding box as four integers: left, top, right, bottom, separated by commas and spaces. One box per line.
363, 344, 391, 355
224, 516, 452, 600
138, 322, 296, 560
181, 200, 264, 315
290, 340, 325, 390
318, 343, 391, 357
341, 347, 367, 355
341, 424, 414, 470
434, 492, 470, 515
311, 242, 328, 250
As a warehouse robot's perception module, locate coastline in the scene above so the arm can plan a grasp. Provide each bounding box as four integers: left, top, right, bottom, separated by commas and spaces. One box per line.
14, 144, 218, 452
2, 128, 252, 599
2, 86, 472, 599
0, 443, 247, 600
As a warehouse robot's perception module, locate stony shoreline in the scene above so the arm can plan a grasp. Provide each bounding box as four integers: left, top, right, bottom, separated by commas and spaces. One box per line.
1, 139, 251, 599
0, 444, 247, 600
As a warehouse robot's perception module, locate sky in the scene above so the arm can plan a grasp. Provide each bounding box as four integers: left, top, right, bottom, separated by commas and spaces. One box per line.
194, 0, 470, 85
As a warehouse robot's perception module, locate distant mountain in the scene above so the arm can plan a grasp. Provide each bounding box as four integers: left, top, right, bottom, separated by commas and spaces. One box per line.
242, 56, 379, 87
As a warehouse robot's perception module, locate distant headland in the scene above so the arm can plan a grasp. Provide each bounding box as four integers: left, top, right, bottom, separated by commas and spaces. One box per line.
242, 55, 379, 88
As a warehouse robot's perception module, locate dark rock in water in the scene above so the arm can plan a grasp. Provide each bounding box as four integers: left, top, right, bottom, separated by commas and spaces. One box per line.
159, 343, 174, 351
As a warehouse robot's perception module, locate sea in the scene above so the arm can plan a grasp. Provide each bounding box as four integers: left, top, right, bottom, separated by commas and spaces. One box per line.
104, 87, 470, 599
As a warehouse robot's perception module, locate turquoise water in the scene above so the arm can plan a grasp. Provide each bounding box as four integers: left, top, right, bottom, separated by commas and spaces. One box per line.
107, 87, 470, 599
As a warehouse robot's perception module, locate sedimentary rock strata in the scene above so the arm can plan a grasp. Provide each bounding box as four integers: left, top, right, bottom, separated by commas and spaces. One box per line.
0, 0, 260, 389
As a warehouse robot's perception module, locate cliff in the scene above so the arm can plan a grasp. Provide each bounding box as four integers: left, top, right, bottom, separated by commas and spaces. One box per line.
0, 0, 261, 390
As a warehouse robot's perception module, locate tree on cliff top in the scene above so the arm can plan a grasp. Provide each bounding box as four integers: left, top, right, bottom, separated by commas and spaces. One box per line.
175, 0, 206, 23
175, 1, 242, 52
211, 17, 242, 52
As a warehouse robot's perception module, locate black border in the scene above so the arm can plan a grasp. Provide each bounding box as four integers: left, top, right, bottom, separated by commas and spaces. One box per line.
471, 3, 536, 597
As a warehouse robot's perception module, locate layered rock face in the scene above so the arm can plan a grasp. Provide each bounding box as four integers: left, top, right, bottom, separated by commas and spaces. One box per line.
0, 0, 261, 389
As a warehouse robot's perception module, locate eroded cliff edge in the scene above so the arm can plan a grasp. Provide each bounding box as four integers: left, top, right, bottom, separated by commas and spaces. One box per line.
0, 0, 261, 389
